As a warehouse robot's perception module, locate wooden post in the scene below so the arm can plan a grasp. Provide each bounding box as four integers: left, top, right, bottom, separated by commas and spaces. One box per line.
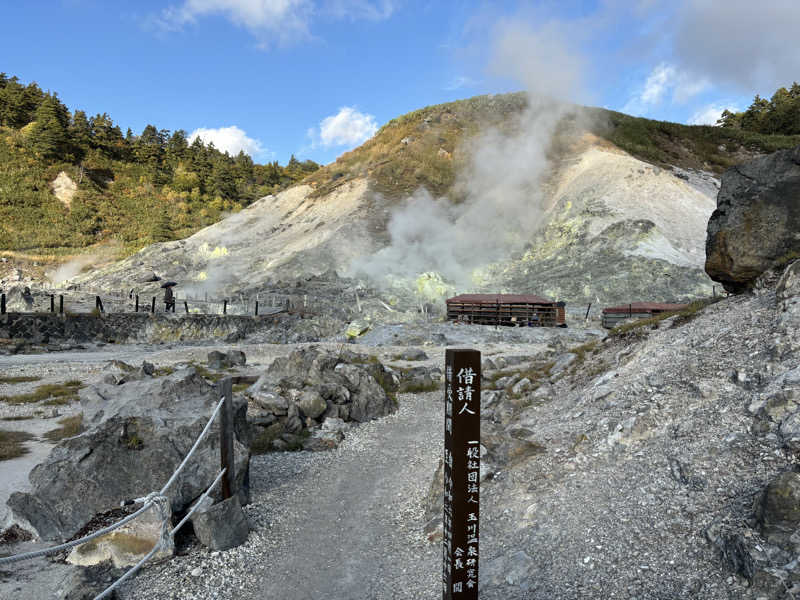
151, 297, 156, 313
1, 293, 5, 314
59, 295, 63, 314
585, 303, 592, 320
713, 285, 716, 298
255, 300, 259, 316
135, 295, 139, 312
96, 296, 104, 313
50, 295, 55, 313
443, 349, 481, 599
184, 301, 189, 314
223, 299, 227, 315
218, 377, 235, 500
629, 303, 632, 318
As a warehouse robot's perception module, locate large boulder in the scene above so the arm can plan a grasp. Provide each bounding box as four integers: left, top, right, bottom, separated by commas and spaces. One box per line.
246, 347, 398, 451
705, 145, 800, 292
7, 368, 250, 542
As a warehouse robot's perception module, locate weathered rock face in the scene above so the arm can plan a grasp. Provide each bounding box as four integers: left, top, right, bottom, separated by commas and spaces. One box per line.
247, 347, 398, 451
705, 144, 800, 292
7, 368, 250, 541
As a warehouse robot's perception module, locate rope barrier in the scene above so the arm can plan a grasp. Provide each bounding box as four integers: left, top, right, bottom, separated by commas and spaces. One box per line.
0, 494, 161, 565
92, 470, 226, 600
0, 396, 226, 566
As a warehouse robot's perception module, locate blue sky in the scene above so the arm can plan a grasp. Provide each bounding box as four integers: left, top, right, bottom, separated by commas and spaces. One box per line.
3, 1, 799, 166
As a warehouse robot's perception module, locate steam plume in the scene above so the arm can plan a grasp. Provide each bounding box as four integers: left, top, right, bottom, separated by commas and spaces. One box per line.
349, 20, 583, 292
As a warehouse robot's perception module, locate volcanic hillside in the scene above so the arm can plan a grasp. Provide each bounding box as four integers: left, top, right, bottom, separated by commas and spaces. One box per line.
71, 93, 800, 307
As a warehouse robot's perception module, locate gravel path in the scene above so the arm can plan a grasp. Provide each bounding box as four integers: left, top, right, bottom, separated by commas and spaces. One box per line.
119, 391, 443, 600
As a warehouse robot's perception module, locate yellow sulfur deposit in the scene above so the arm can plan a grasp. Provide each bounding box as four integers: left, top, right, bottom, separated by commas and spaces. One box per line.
415, 272, 453, 301
198, 242, 229, 259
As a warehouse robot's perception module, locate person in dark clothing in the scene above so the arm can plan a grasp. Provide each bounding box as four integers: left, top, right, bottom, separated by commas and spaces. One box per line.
164, 286, 175, 312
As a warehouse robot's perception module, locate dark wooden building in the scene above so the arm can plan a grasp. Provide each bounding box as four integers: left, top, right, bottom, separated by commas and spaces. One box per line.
601, 301, 688, 329
446, 294, 566, 327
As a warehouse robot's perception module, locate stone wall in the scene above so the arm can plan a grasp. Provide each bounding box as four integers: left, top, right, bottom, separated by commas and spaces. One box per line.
0, 312, 292, 345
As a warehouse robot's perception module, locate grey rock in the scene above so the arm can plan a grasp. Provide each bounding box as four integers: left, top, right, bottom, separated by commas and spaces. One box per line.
780, 411, 800, 450
511, 377, 532, 395
549, 352, 576, 376
190, 495, 250, 551
297, 389, 326, 419
705, 144, 800, 292
480, 550, 532, 592
399, 348, 428, 361
777, 260, 800, 302
348, 371, 395, 423
141, 361, 155, 376
207, 350, 227, 369
316, 382, 351, 404
227, 350, 246, 366
757, 471, 800, 549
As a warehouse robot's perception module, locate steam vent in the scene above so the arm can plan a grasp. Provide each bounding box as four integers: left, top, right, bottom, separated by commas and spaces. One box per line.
445, 294, 566, 327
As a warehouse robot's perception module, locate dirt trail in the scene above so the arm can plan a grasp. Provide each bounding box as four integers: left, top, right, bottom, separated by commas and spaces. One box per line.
244, 392, 442, 600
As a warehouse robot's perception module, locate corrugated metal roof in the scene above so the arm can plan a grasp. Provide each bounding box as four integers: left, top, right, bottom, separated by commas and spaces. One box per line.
446, 293, 554, 304
602, 302, 688, 314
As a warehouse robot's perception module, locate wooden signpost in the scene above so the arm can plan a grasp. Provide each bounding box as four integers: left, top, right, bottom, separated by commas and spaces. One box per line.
443, 348, 481, 599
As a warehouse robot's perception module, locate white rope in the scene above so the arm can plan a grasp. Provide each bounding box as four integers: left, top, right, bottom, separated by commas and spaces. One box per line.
159, 396, 225, 496
0, 495, 160, 565
171, 468, 227, 538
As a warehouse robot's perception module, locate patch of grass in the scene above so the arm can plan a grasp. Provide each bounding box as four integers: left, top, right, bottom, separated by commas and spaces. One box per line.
400, 380, 440, 394
285, 430, 311, 452
1, 415, 34, 421
0, 380, 84, 405
154, 366, 175, 376
250, 424, 282, 455
187, 361, 225, 382
43, 414, 84, 442
232, 383, 250, 393
125, 434, 143, 450
0, 376, 41, 384
0, 429, 34, 460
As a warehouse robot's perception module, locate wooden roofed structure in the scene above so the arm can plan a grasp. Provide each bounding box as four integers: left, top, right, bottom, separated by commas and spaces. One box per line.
446, 294, 566, 327
601, 301, 688, 329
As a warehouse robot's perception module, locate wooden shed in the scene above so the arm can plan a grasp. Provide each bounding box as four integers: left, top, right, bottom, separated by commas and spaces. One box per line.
601, 302, 688, 329
446, 294, 566, 327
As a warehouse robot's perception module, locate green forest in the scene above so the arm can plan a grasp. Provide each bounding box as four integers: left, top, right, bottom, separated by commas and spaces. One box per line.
0, 73, 319, 255
718, 82, 800, 134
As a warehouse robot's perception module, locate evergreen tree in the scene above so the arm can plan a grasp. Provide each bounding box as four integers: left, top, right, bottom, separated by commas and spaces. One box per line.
0, 76, 39, 127
69, 110, 92, 158
209, 158, 237, 200
150, 206, 173, 242
165, 129, 188, 168
135, 124, 164, 169
30, 93, 69, 160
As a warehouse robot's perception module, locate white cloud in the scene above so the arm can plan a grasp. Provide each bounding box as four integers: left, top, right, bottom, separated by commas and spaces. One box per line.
188, 126, 265, 156
688, 103, 740, 126
623, 62, 709, 116
640, 63, 674, 105
444, 75, 481, 91
156, 0, 396, 45
312, 107, 378, 148
324, 0, 396, 21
